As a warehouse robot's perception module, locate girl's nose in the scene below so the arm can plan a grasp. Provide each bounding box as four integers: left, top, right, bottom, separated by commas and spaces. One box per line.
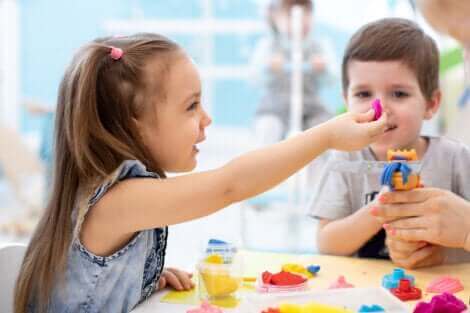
201, 109, 212, 128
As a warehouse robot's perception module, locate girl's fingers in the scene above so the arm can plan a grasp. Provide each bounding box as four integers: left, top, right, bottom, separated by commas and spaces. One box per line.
374, 202, 427, 219
379, 187, 443, 205
355, 109, 375, 123
388, 227, 431, 243
157, 276, 166, 290
366, 113, 389, 138
388, 216, 430, 230
163, 270, 184, 291
166, 268, 194, 290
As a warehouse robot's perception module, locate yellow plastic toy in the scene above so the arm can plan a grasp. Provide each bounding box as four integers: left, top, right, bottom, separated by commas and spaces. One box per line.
281, 263, 313, 279
387, 149, 421, 191
279, 302, 353, 313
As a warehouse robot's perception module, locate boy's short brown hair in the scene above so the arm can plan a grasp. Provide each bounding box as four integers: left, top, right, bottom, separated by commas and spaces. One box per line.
342, 18, 439, 101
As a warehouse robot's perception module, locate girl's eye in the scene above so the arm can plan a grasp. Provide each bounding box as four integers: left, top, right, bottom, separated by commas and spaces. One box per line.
187, 102, 198, 111
355, 91, 371, 99
393, 91, 409, 98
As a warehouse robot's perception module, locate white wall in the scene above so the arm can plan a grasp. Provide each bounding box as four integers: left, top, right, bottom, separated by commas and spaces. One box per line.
0, 0, 19, 130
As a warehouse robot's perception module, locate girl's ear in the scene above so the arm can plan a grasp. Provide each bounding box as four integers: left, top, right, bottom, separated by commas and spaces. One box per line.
424, 89, 441, 120
133, 117, 147, 138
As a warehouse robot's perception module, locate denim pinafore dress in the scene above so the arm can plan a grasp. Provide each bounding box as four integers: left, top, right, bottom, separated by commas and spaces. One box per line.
45, 160, 167, 313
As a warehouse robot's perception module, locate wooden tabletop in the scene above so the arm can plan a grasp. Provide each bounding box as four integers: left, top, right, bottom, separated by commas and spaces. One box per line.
132, 250, 470, 312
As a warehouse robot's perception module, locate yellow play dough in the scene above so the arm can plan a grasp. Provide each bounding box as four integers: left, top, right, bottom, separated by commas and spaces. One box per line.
200, 270, 240, 297
281, 263, 313, 279
279, 302, 354, 313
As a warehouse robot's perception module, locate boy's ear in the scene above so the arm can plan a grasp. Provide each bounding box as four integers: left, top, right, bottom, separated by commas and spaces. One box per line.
342, 91, 348, 109
424, 89, 441, 120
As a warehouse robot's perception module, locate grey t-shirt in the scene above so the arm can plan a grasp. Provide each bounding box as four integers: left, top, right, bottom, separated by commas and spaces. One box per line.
309, 136, 470, 263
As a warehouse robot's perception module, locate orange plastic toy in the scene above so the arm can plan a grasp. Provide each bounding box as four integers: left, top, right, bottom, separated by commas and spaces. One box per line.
386, 149, 421, 191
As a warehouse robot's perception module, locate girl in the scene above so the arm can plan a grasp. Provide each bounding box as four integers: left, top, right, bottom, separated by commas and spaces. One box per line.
14, 33, 386, 313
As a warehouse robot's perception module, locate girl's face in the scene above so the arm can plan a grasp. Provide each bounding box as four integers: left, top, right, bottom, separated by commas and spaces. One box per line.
345, 60, 440, 159
138, 55, 212, 173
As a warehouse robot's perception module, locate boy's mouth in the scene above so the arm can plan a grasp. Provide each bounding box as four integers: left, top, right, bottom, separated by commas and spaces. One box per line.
385, 125, 397, 133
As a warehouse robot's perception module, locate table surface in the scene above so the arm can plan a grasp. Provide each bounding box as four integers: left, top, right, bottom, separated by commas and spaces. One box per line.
132, 250, 470, 312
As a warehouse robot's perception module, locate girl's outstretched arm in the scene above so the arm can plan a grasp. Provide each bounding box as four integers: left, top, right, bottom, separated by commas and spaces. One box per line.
83, 111, 387, 255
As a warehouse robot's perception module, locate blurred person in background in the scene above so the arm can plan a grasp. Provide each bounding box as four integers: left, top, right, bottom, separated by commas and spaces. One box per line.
251, 0, 333, 145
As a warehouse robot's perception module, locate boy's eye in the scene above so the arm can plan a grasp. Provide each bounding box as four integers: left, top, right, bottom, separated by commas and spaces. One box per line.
355, 91, 371, 98
187, 102, 199, 111
393, 91, 409, 98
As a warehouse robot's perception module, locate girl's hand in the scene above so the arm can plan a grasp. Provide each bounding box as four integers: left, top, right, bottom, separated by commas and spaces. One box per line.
375, 188, 470, 251
156, 267, 195, 291
386, 234, 445, 269
325, 110, 388, 151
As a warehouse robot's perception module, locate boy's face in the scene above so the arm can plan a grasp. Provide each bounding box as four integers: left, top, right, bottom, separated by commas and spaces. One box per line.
345, 60, 440, 155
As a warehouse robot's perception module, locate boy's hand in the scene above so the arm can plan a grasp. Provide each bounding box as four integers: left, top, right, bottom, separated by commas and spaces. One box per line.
326, 110, 387, 151
386, 234, 445, 269
156, 267, 195, 291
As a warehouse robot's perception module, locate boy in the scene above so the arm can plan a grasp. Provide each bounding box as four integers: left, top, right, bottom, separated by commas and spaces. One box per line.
309, 18, 470, 265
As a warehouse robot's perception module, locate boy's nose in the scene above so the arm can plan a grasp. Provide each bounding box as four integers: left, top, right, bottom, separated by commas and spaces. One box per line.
379, 99, 391, 114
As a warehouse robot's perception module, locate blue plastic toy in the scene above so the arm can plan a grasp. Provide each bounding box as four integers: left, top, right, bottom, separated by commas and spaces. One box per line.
358, 304, 385, 312
307, 265, 321, 275
380, 162, 411, 190
382, 268, 415, 289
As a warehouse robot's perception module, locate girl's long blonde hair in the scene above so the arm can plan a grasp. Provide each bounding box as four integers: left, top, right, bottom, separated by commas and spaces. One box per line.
14, 33, 181, 313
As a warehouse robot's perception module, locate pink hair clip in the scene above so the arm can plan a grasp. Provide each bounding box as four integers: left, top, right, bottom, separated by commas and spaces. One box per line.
110, 46, 123, 60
